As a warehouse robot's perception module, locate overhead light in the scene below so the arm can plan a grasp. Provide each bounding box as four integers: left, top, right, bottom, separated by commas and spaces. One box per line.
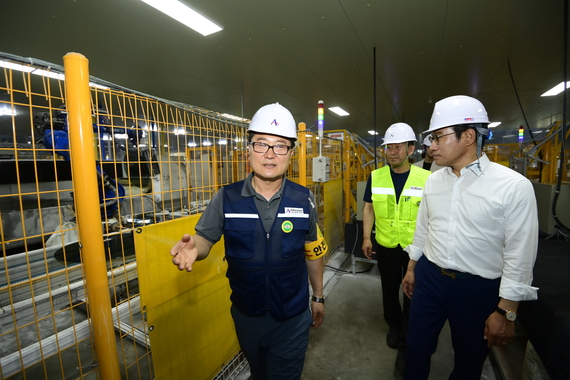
139, 0, 223, 36
488, 122, 501, 128
187, 142, 197, 147
221, 113, 248, 122
368, 130, 379, 135
0, 104, 17, 116
541, 81, 570, 97
0, 61, 34, 73
203, 140, 212, 146
0, 60, 109, 89
328, 107, 349, 116
218, 139, 227, 145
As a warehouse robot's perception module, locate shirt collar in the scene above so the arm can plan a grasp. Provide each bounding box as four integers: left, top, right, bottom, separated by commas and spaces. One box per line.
241, 172, 286, 199
462, 152, 490, 177
442, 152, 491, 178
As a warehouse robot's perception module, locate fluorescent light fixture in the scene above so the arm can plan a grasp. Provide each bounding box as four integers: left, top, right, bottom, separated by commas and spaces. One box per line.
488, 122, 501, 128
174, 127, 185, 135
139, 0, 223, 36
329, 107, 349, 116
541, 81, 570, 97
0, 105, 17, 116
203, 140, 212, 146
90, 83, 110, 90
368, 130, 379, 135
221, 113, 248, 122
0, 60, 109, 89
0, 61, 34, 73
218, 139, 227, 145
188, 142, 197, 147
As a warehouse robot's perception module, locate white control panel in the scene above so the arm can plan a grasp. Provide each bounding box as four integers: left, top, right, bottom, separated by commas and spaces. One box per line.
312, 156, 330, 182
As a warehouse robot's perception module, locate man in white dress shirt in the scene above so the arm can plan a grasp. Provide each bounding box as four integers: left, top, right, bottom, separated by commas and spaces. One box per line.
402, 95, 539, 379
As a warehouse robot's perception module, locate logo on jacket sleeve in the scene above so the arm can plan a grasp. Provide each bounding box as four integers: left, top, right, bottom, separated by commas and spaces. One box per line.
282, 220, 293, 233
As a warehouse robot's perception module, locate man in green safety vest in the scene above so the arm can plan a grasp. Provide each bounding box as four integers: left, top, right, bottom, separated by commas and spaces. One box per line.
361, 122, 431, 376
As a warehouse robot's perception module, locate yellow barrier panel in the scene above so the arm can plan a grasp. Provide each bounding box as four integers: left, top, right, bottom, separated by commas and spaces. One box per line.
134, 215, 239, 380
323, 179, 344, 250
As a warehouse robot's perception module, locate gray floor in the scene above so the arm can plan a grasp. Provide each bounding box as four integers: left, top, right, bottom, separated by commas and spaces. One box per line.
302, 262, 501, 380
236, 249, 509, 380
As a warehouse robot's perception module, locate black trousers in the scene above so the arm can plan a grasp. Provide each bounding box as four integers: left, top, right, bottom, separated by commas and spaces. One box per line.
375, 242, 410, 336
405, 255, 500, 379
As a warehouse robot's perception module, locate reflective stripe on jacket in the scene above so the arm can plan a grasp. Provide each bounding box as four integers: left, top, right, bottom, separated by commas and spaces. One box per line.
223, 179, 311, 321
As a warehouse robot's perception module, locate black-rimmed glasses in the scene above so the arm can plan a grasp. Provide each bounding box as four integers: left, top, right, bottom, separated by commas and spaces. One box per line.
249, 142, 292, 155
428, 132, 455, 144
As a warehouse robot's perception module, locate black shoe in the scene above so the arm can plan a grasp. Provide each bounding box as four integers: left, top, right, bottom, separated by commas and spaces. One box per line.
395, 347, 406, 377
386, 328, 402, 349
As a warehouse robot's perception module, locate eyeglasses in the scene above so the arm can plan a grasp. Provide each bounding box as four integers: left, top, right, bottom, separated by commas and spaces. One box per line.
249, 141, 292, 155
385, 144, 406, 152
428, 132, 455, 144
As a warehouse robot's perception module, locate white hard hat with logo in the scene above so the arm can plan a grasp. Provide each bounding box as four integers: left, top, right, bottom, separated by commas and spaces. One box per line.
248, 102, 297, 140
427, 95, 490, 135
382, 123, 417, 145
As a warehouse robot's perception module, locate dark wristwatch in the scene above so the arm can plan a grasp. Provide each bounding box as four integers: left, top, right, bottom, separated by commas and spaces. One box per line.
311, 295, 325, 304
496, 306, 517, 321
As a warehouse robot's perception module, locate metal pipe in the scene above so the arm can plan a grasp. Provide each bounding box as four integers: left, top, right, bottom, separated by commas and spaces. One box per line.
63, 52, 121, 380
297, 122, 307, 187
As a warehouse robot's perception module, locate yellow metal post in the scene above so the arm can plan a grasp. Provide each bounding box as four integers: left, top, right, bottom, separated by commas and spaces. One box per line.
298, 122, 307, 187
343, 140, 351, 222
63, 52, 121, 379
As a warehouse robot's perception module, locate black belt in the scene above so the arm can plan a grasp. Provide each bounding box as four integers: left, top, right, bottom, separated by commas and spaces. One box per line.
428, 259, 473, 280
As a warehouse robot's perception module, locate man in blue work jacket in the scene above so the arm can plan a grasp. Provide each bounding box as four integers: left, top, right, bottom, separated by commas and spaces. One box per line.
170, 102, 327, 380
362, 123, 431, 376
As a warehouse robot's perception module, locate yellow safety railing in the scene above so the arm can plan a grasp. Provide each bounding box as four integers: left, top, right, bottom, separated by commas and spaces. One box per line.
0, 51, 379, 380
507, 122, 570, 184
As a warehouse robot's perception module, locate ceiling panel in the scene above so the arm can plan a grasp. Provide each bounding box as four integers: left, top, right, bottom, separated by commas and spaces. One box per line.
1, 0, 569, 140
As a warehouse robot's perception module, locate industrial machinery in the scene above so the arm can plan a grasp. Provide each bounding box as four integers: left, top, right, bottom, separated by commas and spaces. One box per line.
33, 106, 126, 220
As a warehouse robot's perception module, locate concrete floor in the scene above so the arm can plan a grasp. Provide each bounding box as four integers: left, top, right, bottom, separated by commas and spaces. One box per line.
236, 249, 508, 380
9, 247, 527, 380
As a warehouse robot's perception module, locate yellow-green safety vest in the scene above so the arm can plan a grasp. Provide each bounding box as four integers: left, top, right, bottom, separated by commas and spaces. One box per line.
371, 165, 431, 248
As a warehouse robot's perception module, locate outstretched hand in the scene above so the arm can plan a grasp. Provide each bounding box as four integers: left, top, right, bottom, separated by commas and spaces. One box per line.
170, 234, 200, 272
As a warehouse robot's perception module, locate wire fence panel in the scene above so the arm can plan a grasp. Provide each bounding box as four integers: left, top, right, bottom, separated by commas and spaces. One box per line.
1, 51, 378, 380
1, 52, 251, 380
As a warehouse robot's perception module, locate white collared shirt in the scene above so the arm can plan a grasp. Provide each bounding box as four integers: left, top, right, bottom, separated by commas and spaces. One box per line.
405, 153, 539, 301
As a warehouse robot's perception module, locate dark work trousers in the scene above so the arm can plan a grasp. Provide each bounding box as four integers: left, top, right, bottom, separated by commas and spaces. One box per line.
405, 255, 501, 380
231, 305, 313, 380
375, 241, 410, 338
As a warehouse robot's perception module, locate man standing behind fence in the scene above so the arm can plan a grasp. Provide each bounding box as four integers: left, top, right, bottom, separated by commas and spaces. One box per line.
170, 102, 326, 380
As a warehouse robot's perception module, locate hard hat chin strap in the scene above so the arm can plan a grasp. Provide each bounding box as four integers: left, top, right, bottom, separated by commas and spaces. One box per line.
476, 133, 483, 158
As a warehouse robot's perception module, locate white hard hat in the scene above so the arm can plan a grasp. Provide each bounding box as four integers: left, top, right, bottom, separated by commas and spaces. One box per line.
422, 135, 432, 147
427, 95, 490, 133
382, 123, 417, 145
248, 102, 297, 140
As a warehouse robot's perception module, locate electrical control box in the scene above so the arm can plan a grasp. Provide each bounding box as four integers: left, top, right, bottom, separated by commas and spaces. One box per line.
312, 156, 330, 182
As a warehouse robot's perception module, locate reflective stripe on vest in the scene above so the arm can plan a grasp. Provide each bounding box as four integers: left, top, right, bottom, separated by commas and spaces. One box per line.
371, 165, 430, 248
